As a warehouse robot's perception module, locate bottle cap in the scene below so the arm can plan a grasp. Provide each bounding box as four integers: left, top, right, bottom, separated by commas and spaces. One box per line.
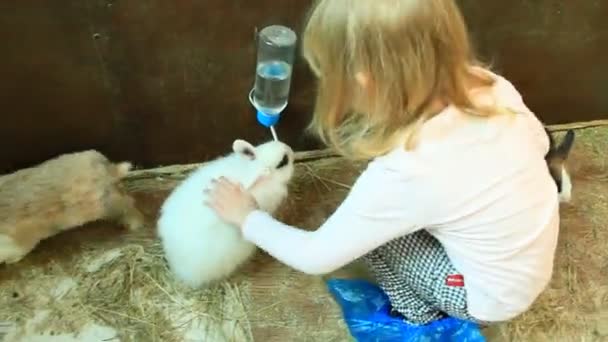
257, 110, 280, 127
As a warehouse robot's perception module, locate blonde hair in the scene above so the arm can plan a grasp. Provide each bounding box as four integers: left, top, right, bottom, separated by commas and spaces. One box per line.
301, 0, 500, 160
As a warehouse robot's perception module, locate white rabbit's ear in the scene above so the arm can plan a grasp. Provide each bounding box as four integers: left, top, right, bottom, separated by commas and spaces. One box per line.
233, 139, 256, 160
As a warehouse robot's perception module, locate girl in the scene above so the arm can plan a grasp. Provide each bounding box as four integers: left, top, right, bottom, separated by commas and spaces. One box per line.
205, 0, 559, 326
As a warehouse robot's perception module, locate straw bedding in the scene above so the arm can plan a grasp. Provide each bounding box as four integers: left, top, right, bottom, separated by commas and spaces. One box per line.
0, 126, 606, 341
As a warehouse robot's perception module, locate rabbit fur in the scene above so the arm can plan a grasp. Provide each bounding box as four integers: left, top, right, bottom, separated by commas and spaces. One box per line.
0, 150, 145, 264
157, 138, 295, 288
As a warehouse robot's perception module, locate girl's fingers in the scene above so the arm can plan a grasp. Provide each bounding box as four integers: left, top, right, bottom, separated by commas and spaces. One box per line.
218, 183, 233, 196
219, 177, 240, 191
221, 183, 241, 197
205, 178, 246, 209
207, 199, 223, 213
212, 178, 228, 191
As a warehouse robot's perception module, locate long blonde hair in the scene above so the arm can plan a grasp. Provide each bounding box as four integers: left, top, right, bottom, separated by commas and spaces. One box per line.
301, 0, 499, 160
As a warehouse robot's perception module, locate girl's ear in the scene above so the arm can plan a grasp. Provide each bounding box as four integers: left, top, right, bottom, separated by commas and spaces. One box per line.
233, 139, 256, 160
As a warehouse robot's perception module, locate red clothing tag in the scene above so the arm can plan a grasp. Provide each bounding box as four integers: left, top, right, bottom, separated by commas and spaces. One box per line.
446, 274, 465, 287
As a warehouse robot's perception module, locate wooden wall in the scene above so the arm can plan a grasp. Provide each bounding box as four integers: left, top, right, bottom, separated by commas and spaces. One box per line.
0, 0, 606, 173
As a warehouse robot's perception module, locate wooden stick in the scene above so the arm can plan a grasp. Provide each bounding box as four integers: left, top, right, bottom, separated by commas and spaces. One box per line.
126, 119, 608, 181
545, 119, 608, 132
126, 149, 338, 180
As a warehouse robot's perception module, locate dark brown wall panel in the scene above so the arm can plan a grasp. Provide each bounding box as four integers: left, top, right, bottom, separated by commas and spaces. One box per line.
0, 0, 606, 173
459, 0, 608, 124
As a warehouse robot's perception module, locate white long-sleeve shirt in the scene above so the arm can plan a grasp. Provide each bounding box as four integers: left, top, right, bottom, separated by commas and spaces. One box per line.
241, 70, 560, 322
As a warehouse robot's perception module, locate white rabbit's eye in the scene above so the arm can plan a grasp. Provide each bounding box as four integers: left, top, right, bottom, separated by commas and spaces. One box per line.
243, 148, 255, 158
276, 154, 289, 169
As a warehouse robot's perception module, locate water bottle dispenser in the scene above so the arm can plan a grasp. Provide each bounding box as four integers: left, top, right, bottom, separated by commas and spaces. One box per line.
248, 25, 297, 140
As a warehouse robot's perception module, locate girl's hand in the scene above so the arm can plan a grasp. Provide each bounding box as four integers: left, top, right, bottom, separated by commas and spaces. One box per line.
204, 177, 259, 228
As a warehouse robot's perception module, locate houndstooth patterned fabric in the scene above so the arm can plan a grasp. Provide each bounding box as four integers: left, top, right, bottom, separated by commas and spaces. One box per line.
362, 229, 486, 325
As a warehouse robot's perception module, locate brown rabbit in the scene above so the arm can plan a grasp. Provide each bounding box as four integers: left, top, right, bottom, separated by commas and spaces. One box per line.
0, 150, 145, 264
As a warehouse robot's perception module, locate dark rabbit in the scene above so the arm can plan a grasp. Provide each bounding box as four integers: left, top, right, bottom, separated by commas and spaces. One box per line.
545, 129, 575, 203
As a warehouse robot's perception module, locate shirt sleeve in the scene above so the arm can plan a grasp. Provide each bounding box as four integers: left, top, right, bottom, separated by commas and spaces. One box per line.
241, 159, 429, 275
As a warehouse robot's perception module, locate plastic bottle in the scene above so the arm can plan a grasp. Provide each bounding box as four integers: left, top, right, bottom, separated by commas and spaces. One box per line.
249, 25, 297, 129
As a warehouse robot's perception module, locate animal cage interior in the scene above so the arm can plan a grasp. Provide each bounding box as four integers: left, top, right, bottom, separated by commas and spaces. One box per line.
0, 1, 607, 342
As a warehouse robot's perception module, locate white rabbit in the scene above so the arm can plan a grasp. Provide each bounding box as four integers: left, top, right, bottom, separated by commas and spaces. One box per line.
545, 129, 575, 203
156, 138, 295, 288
